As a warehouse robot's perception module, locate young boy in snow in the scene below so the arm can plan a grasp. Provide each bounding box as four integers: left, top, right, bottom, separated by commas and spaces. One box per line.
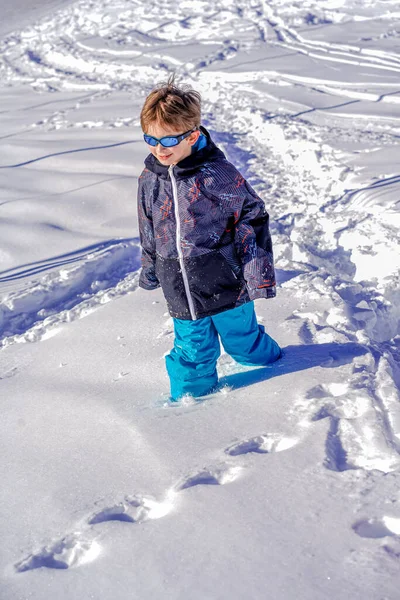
138, 77, 281, 400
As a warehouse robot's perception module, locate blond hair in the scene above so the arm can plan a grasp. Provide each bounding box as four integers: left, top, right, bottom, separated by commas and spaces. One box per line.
140, 74, 201, 132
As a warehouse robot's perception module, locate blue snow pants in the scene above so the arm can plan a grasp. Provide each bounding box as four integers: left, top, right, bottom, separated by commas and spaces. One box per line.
165, 301, 281, 400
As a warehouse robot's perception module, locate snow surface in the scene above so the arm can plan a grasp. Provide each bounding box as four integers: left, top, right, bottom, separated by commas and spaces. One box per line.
1, 0, 400, 598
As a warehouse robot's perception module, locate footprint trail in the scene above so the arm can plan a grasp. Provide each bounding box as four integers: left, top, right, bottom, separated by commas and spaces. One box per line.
15, 438, 295, 573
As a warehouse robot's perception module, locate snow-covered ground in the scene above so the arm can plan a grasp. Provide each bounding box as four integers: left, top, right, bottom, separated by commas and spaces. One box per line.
1, 1, 400, 598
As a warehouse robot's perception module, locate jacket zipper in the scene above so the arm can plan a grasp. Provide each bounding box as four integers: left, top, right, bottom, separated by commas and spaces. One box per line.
168, 165, 197, 320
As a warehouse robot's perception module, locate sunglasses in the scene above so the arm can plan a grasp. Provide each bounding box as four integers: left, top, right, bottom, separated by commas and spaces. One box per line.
143, 128, 197, 148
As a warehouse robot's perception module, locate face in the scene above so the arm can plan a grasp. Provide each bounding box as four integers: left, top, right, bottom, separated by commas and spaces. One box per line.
144, 122, 200, 166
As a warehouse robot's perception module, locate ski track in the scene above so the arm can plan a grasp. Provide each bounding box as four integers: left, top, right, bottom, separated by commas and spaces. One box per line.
1, 0, 400, 575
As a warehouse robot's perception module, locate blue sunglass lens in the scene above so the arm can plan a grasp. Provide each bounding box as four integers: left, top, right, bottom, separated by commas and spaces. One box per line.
161, 137, 178, 147
144, 135, 158, 147
144, 134, 180, 147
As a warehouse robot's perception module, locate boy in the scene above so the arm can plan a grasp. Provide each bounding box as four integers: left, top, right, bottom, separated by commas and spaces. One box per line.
138, 76, 281, 400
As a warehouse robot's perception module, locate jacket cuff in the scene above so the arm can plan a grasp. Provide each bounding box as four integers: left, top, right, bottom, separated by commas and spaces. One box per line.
248, 285, 276, 300
139, 269, 160, 290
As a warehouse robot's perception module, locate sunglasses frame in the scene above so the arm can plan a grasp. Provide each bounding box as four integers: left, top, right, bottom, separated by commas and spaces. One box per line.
143, 128, 198, 148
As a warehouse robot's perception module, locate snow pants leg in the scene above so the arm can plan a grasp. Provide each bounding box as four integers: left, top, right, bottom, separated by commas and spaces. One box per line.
166, 315, 220, 400
166, 301, 281, 400
213, 301, 282, 367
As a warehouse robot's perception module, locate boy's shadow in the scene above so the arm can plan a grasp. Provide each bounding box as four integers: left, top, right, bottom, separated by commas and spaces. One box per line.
219, 342, 369, 391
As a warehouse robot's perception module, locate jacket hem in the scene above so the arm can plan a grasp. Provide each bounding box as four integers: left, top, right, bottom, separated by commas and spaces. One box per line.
170, 297, 251, 321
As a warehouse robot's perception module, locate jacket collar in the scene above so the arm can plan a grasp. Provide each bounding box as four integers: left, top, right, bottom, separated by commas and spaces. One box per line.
144, 126, 226, 179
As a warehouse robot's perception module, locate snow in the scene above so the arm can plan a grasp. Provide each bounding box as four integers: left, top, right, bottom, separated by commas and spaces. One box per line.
1, 0, 400, 598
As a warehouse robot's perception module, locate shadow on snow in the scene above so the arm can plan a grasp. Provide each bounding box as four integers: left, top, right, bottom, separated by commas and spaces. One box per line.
220, 342, 368, 390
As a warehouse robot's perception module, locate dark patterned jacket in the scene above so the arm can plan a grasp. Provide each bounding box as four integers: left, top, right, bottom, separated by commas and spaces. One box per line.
137, 126, 276, 320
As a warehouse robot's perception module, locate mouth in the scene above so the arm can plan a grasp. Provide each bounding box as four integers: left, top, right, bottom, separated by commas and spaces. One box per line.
157, 154, 172, 161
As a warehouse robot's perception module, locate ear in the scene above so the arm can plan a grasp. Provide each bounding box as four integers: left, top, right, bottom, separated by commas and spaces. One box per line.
187, 129, 201, 146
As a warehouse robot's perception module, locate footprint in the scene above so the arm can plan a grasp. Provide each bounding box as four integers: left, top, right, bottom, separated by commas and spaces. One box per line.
307, 382, 349, 399
174, 464, 242, 491
307, 385, 371, 421
353, 516, 400, 539
225, 434, 298, 456
15, 533, 100, 572
88, 494, 174, 526
321, 346, 366, 368
88, 503, 135, 524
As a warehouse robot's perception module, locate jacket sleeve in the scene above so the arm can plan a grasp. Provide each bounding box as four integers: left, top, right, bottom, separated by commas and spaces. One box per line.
234, 178, 276, 300
137, 171, 160, 291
